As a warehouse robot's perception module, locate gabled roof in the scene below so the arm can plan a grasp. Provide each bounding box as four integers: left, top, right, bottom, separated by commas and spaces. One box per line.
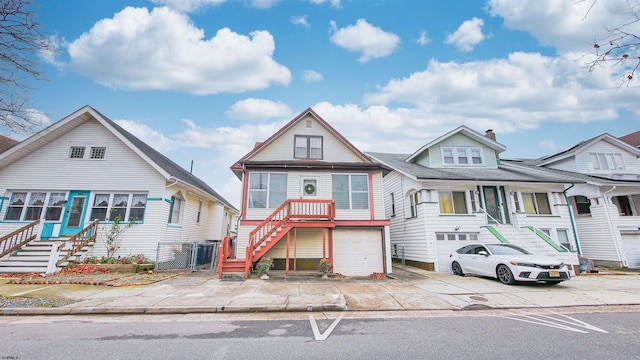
0, 134, 18, 154
230, 107, 373, 178
620, 130, 640, 147
405, 125, 506, 162
0, 105, 237, 212
367, 152, 579, 184
502, 159, 640, 186
536, 133, 640, 166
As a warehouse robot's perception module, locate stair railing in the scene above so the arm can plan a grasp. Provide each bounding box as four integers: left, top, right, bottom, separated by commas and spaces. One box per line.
217, 236, 231, 278
245, 199, 335, 276
0, 219, 41, 259
56, 219, 100, 266
478, 207, 534, 252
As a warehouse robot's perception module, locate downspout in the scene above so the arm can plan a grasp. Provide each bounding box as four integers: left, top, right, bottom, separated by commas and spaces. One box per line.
562, 183, 581, 255
602, 186, 625, 265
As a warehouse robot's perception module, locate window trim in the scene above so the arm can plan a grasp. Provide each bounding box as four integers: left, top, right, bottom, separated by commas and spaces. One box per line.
408, 191, 419, 218
590, 152, 625, 170
4, 191, 70, 222
248, 172, 288, 209
294, 135, 323, 160
332, 174, 369, 210
441, 146, 484, 166
390, 192, 396, 217
90, 192, 147, 223
438, 190, 468, 214
168, 193, 184, 225
521, 192, 552, 215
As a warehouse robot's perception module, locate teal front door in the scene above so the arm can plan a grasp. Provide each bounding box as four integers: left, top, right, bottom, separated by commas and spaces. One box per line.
60, 191, 90, 235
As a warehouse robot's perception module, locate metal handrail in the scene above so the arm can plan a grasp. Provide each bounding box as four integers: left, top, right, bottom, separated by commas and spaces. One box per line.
478, 207, 534, 252
0, 219, 41, 259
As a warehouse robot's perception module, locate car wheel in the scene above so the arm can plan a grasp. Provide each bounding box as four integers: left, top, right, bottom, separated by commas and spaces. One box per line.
496, 264, 516, 285
452, 262, 464, 276
544, 281, 562, 285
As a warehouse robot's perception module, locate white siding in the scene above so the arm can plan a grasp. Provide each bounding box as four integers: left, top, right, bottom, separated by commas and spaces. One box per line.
575, 205, 624, 262
547, 158, 578, 172
251, 114, 364, 163
575, 141, 640, 174
265, 228, 325, 258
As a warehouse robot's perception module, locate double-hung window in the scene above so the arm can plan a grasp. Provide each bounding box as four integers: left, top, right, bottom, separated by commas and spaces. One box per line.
574, 195, 591, 215
521, 192, 551, 215
168, 194, 184, 224
409, 191, 419, 217
590, 152, 625, 170
442, 147, 483, 165
248, 173, 287, 209
332, 174, 369, 210
4, 192, 68, 221
90, 193, 147, 222
439, 191, 468, 214
294, 135, 323, 159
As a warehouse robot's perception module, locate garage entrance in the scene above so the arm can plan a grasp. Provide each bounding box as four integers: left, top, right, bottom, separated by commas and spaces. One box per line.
333, 229, 383, 276
622, 233, 640, 269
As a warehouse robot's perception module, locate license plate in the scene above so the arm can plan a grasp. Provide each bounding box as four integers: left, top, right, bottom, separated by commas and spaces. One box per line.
549, 270, 560, 277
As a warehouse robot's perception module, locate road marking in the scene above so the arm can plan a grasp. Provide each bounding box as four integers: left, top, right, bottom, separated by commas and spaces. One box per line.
309, 313, 344, 341
498, 312, 608, 334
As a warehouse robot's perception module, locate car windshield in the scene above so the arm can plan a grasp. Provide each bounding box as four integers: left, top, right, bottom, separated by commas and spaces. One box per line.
486, 244, 530, 255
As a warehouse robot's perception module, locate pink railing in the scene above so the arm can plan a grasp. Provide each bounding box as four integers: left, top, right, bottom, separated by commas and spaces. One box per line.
248, 199, 335, 252
243, 199, 335, 277
0, 220, 41, 259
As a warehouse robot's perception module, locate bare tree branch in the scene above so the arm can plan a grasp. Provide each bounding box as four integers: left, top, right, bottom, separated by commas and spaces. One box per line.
0, 0, 52, 134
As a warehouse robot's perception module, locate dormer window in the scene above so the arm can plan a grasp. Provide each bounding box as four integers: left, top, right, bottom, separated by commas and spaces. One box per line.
294, 135, 323, 159
442, 147, 483, 165
590, 152, 625, 170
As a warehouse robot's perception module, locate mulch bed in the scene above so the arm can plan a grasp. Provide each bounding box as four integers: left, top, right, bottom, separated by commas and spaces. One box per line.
2, 265, 181, 287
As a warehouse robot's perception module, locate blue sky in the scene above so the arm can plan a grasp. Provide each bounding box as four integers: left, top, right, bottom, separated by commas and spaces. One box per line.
5, 0, 640, 208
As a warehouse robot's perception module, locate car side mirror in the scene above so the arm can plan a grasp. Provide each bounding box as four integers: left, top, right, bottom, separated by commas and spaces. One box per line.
478, 251, 488, 256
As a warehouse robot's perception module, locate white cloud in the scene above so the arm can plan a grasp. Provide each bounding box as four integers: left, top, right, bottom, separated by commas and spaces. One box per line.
310, 0, 341, 9
302, 69, 323, 82
151, 0, 226, 13
417, 30, 431, 45
250, 0, 280, 9
537, 140, 558, 151
329, 19, 401, 63
67, 7, 291, 95
487, 0, 639, 54
445, 17, 485, 52
291, 15, 310, 28
115, 119, 177, 152
226, 99, 293, 120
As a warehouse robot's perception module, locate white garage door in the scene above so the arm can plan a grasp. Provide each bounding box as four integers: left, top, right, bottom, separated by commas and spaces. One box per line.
333, 229, 383, 276
435, 233, 478, 273
622, 234, 640, 269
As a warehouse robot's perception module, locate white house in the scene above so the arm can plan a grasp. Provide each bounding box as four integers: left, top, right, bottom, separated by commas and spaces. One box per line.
367, 126, 580, 274
0, 105, 237, 273
526, 133, 640, 269
218, 108, 392, 278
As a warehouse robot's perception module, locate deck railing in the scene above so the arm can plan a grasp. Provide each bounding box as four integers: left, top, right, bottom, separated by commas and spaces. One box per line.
0, 220, 41, 259
248, 199, 335, 251
56, 219, 100, 266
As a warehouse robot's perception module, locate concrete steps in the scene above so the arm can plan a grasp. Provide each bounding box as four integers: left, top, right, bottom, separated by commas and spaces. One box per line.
0, 239, 93, 274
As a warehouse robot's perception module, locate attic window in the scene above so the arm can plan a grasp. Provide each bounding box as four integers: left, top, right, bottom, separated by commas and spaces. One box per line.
69, 146, 85, 159
306, 120, 312, 128
90, 147, 106, 159
442, 147, 484, 166
294, 135, 323, 159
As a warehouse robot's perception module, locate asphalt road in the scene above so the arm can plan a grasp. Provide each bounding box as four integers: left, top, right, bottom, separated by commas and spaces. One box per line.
1, 307, 638, 359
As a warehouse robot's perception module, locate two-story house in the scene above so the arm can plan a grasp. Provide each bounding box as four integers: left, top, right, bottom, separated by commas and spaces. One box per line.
367, 126, 580, 273
0, 106, 237, 273
527, 133, 640, 269
218, 108, 391, 278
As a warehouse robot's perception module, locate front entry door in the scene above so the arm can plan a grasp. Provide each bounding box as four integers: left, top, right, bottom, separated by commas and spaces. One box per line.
60, 191, 90, 235
483, 186, 502, 223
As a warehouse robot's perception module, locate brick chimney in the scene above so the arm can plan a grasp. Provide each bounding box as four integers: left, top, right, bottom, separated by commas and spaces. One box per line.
485, 129, 499, 160
485, 129, 496, 141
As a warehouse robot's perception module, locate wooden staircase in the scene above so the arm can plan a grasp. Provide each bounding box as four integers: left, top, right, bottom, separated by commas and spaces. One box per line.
0, 220, 99, 274
218, 199, 335, 279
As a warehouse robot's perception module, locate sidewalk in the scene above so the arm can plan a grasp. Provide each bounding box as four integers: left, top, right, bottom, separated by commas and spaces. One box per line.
2, 265, 640, 315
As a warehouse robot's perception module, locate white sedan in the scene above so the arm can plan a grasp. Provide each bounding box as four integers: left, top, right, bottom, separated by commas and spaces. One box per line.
449, 243, 571, 285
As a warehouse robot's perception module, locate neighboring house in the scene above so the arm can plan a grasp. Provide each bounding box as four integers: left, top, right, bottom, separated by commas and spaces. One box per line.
524, 133, 640, 269
620, 130, 640, 149
0, 105, 237, 272
0, 135, 18, 154
367, 126, 580, 274
219, 108, 391, 278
